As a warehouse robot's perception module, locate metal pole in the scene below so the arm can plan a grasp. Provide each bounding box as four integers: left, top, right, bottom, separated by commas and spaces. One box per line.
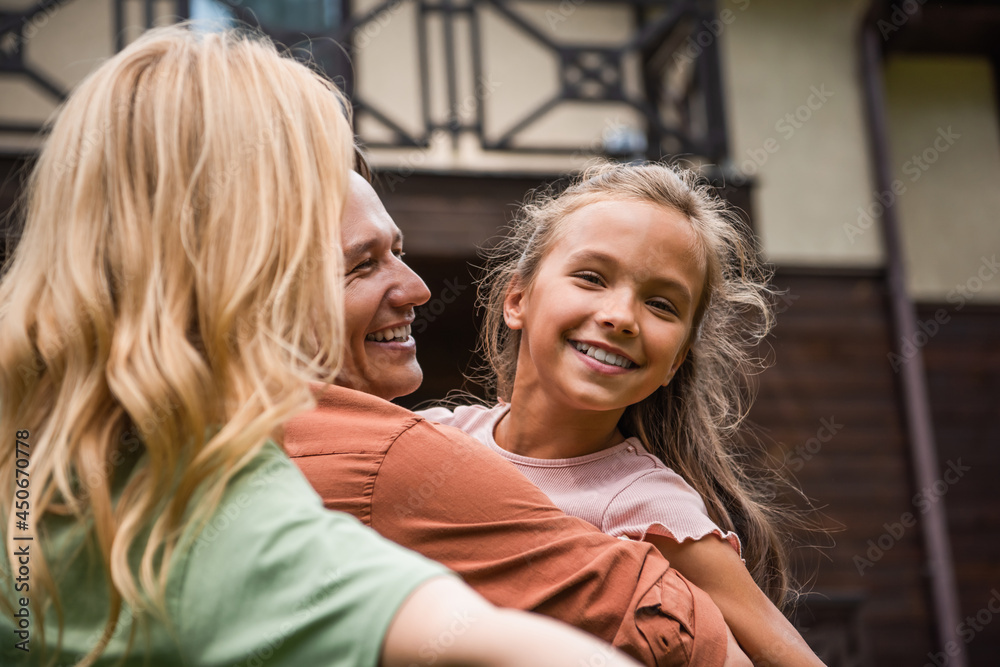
859, 18, 966, 667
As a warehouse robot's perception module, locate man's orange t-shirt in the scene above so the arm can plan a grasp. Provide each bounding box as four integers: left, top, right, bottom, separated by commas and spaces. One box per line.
285, 383, 727, 667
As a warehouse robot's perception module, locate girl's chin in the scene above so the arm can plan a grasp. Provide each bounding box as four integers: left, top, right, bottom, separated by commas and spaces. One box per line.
536, 386, 638, 416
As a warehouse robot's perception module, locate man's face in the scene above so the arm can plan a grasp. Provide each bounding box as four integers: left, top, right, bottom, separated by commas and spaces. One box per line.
336, 173, 431, 400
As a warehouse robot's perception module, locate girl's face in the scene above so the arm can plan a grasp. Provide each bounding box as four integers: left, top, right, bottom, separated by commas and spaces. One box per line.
504, 199, 706, 415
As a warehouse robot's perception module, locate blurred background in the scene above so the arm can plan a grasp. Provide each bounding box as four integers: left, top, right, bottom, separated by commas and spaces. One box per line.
1, 0, 997, 664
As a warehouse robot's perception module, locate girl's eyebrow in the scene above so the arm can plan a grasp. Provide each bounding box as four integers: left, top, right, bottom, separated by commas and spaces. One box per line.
648, 276, 693, 307
566, 249, 613, 264
567, 248, 693, 305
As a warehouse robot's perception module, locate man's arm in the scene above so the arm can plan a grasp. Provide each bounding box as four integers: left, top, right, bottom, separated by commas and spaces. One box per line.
286, 386, 734, 667
369, 419, 728, 667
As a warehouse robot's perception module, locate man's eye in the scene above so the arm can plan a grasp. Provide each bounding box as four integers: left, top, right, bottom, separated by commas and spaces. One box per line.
348, 258, 374, 274
393, 249, 406, 259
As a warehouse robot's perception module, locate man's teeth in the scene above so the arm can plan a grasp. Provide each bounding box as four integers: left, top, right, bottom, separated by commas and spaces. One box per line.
573, 342, 636, 368
366, 324, 412, 342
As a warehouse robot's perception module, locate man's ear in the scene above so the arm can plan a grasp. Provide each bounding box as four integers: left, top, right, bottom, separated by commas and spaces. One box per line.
662, 345, 690, 387
503, 279, 527, 331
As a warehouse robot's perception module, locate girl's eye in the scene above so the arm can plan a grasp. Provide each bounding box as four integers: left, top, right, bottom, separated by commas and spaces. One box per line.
574, 271, 603, 285
393, 249, 405, 259
648, 299, 678, 315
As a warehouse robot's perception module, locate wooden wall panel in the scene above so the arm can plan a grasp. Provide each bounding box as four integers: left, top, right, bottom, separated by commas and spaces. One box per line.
750, 270, 935, 665
918, 303, 1000, 667
0, 154, 30, 264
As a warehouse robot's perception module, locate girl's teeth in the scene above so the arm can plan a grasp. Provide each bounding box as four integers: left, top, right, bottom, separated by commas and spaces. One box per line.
573, 342, 633, 368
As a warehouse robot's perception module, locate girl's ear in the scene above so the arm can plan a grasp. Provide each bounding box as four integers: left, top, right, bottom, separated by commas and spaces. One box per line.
661, 345, 690, 387
503, 279, 527, 330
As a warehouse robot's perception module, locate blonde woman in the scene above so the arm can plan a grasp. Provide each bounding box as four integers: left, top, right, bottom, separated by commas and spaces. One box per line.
0, 26, 640, 667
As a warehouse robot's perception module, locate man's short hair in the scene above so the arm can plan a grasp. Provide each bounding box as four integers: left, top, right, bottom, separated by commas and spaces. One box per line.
353, 143, 373, 183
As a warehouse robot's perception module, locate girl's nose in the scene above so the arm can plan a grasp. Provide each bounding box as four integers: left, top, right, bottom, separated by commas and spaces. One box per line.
597, 291, 639, 336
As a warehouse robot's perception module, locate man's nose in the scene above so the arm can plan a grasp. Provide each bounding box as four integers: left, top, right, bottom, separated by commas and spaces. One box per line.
388, 258, 431, 308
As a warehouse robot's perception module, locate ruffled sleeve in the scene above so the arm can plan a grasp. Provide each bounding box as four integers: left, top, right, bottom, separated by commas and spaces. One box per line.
601, 468, 743, 558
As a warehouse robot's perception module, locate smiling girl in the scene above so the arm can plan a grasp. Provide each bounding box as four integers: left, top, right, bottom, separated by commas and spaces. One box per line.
421, 161, 825, 666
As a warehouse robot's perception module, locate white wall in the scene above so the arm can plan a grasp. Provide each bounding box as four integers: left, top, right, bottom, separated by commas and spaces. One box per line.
719, 0, 881, 267
884, 55, 1000, 303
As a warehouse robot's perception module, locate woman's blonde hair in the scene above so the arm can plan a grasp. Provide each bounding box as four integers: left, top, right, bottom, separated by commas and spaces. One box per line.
0, 25, 354, 664
478, 160, 798, 607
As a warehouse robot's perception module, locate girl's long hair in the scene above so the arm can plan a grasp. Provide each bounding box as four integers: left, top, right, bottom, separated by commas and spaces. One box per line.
478, 160, 798, 607
0, 25, 354, 664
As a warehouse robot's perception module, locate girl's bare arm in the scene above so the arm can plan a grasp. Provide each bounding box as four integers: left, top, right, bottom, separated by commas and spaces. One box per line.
645, 534, 826, 667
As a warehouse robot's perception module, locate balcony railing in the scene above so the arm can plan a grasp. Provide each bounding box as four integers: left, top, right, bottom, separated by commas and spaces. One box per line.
1, 0, 731, 166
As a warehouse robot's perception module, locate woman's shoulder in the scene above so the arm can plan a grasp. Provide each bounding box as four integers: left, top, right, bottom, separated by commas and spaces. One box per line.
171, 441, 450, 665
179, 442, 446, 565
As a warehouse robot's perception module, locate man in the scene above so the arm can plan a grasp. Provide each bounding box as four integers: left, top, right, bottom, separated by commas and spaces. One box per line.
285, 172, 749, 667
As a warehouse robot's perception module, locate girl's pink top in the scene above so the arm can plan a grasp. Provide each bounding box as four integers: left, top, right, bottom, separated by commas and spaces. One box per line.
418, 403, 742, 557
